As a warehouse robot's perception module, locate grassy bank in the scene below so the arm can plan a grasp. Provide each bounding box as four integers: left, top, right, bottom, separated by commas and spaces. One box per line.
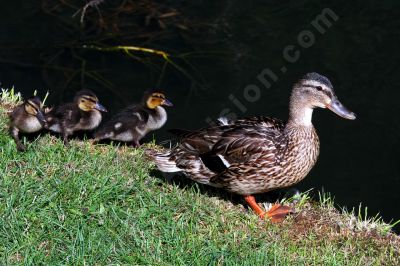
0, 91, 399, 265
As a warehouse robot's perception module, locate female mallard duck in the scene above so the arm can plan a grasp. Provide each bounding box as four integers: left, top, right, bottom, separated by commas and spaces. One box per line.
45, 89, 107, 145
9, 96, 47, 151
94, 90, 172, 147
150, 73, 356, 222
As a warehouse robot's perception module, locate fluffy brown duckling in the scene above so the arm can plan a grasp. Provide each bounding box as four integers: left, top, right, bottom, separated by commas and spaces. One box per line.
9, 96, 46, 151
94, 90, 173, 147
45, 89, 107, 145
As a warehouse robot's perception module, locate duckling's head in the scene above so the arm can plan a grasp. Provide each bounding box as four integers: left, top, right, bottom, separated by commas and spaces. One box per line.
291, 72, 356, 120
24, 96, 46, 123
145, 90, 173, 109
75, 90, 107, 112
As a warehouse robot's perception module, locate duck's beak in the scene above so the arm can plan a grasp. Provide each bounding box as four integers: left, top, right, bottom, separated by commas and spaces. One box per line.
94, 102, 107, 112
162, 98, 173, 107
36, 110, 47, 125
327, 96, 356, 120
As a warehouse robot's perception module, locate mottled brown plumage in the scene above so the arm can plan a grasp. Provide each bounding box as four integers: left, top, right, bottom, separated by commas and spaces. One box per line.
94, 90, 172, 147
150, 72, 356, 221
9, 96, 46, 151
45, 89, 107, 145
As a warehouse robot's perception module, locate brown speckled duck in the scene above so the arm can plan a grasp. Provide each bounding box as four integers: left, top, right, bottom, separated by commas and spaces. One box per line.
9, 96, 46, 151
94, 90, 172, 147
150, 73, 356, 222
45, 89, 107, 145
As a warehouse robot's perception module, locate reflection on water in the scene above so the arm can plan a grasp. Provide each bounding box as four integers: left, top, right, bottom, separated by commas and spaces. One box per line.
1, 1, 399, 231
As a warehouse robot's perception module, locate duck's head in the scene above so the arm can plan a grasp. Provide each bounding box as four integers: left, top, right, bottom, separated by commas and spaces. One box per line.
75, 90, 107, 112
291, 72, 356, 120
24, 96, 46, 123
144, 90, 173, 109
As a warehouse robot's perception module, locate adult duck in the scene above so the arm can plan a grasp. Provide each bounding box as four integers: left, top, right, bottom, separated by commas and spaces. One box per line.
150, 73, 356, 222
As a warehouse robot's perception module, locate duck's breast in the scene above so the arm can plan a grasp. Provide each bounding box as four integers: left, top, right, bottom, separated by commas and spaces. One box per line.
77, 110, 102, 130
18, 116, 43, 133
146, 106, 167, 130
280, 126, 320, 186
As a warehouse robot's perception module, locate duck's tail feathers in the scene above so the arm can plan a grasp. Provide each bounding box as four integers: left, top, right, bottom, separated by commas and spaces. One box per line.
216, 116, 232, 126
145, 149, 181, 173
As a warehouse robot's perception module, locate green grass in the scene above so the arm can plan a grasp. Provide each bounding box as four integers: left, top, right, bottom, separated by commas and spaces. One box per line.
0, 91, 399, 265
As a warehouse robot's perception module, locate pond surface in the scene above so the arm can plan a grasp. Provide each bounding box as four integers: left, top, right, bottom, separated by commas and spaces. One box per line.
1, 1, 399, 231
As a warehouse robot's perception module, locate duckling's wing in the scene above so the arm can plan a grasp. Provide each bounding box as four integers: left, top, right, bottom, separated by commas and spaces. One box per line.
95, 105, 149, 136
9, 105, 25, 121
56, 103, 81, 124
45, 103, 79, 130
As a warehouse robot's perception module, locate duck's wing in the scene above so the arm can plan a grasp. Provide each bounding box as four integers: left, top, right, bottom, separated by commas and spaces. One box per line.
170, 125, 229, 155
212, 125, 284, 162
152, 116, 285, 187
208, 125, 286, 189
170, 116, 284, 155
168, 116, 284, 172
224, 116, 285, 131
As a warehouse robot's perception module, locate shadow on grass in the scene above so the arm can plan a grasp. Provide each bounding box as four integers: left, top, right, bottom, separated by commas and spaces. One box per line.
149, 168, 300, 213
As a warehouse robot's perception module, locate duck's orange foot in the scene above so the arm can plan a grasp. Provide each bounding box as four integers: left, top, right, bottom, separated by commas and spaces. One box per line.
244, 195, 293, 223
264, 204, 294, 223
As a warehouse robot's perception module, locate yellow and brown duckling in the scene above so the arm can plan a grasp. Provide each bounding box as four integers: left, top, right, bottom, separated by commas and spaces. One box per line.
9, 96, 47, 151
94, 90, 173, 147
45, 89, 107, 145
150, 72, 356, 222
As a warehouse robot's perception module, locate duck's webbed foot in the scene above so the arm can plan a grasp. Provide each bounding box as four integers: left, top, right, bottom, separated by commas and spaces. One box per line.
91, 138, 100, 145
61, 125, 74, 146
264, 204, 293, 223
130, 140, 140, 148
10, 127, 26, 152
16, 143, 27, 152
63, 136, 69, 146
244, 195, 293, 223
62, 131, 71, 146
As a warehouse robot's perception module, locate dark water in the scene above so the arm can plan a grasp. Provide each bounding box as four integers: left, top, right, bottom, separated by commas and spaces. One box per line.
1, 1, 400, 231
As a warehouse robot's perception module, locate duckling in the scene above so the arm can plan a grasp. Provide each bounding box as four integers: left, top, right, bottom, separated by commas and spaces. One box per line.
45, 89, 107, 145
9, 96, 47, 151
94, 90, 173, 147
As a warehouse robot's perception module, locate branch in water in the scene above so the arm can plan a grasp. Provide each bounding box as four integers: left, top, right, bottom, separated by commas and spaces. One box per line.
82, 45, 170, 60
72, 0, 105, 24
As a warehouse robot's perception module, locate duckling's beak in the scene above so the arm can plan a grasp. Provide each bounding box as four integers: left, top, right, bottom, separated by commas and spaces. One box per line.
94, 103, 107, 112
36, 110, 47, 125
327, 96, 356, 120
162, 99, 173, 107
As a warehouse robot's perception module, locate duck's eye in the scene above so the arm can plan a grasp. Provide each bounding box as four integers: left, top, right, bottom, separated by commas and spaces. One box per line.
316, 86, 323, 91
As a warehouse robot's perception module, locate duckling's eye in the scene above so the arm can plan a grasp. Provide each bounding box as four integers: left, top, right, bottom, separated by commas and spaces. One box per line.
316, 86, 323, 91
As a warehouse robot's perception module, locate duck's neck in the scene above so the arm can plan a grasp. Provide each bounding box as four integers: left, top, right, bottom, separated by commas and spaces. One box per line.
288, 106, 314, 127
287, 93, 314, 127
